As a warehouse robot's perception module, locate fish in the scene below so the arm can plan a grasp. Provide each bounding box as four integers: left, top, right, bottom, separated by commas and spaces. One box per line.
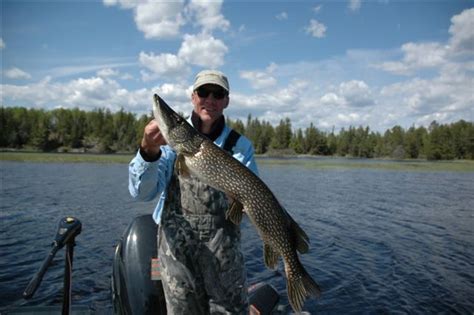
152, 94, 321, 312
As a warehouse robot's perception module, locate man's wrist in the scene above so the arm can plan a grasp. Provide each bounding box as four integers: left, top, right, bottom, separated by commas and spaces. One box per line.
139, 146, 161, 162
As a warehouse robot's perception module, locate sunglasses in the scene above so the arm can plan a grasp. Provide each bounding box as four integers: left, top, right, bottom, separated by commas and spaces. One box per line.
196, 87, 228, 100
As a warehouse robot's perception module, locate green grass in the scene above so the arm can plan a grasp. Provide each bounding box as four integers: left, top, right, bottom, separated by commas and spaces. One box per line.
0, 151, 134, 164
1, 151, 473, 172
257, 157, 474, 172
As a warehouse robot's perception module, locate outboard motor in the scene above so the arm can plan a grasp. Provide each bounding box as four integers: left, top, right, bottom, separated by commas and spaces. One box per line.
112, 214, 281, 315
112, 214, 166, 314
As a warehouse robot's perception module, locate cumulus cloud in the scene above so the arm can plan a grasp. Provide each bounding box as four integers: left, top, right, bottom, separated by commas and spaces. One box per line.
138, 33, 229, 79
376, 42, 448, 75
1, 70, 195, 114
139, 51, 189, 81
2, 76, 113, 109
448, 8, 474, 54
376, 8, 473, 76
318, 80, 374, 109
186, 0, 230, 33
305, 19, 327, 38
5, 67, 32, 80
104, 0, 230, 39
320, 93, 346, 107
2, 6, 472, 133
339, 80, 375, 107
178, 33, 228, 68
240, 63, 278, 90
135, 1, 186, 39
104, 0, 185, 39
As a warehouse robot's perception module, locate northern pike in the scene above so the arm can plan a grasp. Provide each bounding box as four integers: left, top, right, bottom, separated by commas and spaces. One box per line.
152, 94, 321, 312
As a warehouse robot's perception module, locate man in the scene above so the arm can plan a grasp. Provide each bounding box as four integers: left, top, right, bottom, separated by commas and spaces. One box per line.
128, 70, 258, 314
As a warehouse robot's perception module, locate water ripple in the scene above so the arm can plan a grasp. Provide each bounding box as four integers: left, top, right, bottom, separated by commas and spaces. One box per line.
1, 161, 473, 314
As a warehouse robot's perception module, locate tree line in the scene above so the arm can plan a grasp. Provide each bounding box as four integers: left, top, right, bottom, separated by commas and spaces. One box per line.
1, 106, 473, 160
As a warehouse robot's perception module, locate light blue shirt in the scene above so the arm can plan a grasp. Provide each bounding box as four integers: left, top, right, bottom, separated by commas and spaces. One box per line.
128, 123, 258, 224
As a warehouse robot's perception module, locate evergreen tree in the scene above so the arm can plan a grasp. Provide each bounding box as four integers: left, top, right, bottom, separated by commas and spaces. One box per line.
291, 129, 305, 154
271, 118, 292, 150
1, 106, 472, 160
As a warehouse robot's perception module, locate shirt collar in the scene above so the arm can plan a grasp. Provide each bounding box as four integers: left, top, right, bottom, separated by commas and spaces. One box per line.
191, 111, 225, 141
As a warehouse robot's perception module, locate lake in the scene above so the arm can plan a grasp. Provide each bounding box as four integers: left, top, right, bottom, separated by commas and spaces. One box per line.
0, 159, 473, 314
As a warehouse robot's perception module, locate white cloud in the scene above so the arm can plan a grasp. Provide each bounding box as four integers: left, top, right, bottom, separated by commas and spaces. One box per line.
305, 19, 327, 38
0, 38, 5, 49
448, 8, 474, 54
104, 0, 186, 39
97, 68, 119, 77
320, 93, 346, 107
134, 1, 186, 39
339, 80, 375, 107
139, 51, 189, 81
376, 8, 474, 76
2, 7, 472, 134
276, 12, 288, 21
1, 75, 152, 112
104, 0, 230, 39
338, 112, 361, 123
317, 80, 374, 109
376, 42, 447, 75
47, 60, 136, 79
5, 67, 32, 80
186, 0, 230, 33
178, 33, 228, 68
313, 5, 322, 13
380, 67, 474, 127
240, 63, 278, 90
349, 0, 361, 11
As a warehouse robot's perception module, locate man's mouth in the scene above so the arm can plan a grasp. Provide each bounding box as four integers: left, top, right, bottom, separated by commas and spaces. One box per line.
202, 107, 216, 114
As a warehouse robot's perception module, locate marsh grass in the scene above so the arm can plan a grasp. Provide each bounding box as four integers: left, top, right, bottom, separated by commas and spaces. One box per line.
0, 151, 133, 164
1, 151, 473, 172
257, 157, 474, 172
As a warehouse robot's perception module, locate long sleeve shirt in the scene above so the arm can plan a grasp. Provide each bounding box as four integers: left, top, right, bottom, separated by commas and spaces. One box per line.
128, 123, 258, 224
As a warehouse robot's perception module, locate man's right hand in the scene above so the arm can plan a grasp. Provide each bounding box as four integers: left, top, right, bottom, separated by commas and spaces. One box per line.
140, 120, 167, 161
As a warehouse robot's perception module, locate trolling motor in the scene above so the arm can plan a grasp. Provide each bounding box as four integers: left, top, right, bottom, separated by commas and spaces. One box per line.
23, 217, 82, 315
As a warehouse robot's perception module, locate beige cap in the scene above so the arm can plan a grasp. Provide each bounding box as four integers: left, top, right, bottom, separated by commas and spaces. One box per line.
193, 70, 229, 92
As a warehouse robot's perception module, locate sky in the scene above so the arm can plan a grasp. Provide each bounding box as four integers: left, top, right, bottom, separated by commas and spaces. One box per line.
1, 0, 473, 132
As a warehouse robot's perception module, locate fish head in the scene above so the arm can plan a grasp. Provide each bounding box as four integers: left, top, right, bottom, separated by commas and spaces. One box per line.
153, 94, 202, 154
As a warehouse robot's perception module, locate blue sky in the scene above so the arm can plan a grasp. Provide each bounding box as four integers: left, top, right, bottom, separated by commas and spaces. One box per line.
1, 0, 473, 132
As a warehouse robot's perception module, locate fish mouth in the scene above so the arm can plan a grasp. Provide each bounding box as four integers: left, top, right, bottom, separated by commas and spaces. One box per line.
152, 94, 191, 145
153, 94, 175, 122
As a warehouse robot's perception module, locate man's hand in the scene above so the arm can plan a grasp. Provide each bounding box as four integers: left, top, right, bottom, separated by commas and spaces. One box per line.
140, 120, 166, 161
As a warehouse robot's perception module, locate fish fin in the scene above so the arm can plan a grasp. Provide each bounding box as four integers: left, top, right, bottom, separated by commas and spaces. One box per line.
286, 262, 321, 312
175, 154, 190, 178
263, 242, 280, 269
286, 211, 310, 254
225, 199, 244, 225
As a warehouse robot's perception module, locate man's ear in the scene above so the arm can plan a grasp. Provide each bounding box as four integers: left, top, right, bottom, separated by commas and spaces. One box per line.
224, 96, 230, 108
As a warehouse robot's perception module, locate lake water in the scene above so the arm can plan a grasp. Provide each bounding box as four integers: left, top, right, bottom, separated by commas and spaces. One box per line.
1, 159, 473, 314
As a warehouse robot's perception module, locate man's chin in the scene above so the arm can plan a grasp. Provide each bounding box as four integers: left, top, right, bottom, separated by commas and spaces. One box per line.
199, 111, 217, 122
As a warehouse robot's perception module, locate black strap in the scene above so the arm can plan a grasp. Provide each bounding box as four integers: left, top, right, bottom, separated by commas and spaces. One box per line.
223, 129, 241, 154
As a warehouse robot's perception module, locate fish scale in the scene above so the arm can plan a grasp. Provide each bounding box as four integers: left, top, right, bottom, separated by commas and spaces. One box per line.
153, 94, 321, 312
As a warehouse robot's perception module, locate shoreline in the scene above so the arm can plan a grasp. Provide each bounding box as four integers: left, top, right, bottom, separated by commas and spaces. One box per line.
1, 151, 473, 172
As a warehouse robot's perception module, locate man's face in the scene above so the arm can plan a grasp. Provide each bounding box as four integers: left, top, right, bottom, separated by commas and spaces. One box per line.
192, 84, 229, 125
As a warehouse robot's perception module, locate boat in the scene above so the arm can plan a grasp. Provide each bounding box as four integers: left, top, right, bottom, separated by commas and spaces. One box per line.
5, 215, 282, 314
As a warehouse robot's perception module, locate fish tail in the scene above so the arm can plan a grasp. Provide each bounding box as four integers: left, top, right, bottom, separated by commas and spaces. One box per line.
287, 262, 321, 312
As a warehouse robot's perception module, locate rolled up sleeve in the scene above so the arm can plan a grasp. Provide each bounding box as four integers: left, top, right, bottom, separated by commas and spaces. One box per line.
128, 145, 175, 202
